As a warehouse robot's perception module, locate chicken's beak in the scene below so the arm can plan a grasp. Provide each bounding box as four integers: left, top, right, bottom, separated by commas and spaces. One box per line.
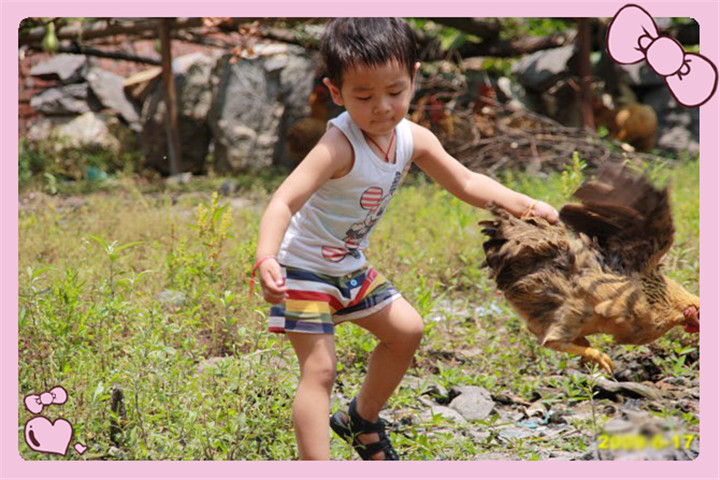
684, 306, 699, 333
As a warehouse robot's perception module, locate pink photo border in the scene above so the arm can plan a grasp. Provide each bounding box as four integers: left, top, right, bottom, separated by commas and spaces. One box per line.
2, 1, 718, 479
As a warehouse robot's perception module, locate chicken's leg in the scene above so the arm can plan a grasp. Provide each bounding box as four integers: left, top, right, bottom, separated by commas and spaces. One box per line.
544, 340, 614, 373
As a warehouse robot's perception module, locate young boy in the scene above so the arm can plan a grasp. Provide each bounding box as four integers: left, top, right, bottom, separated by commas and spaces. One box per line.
253, 18, 558, 461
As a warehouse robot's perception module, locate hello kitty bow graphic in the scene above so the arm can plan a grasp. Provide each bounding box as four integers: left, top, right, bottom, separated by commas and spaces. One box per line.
23, 385, 88, 456
24, 386, 68, 414
607, 4, 718, 108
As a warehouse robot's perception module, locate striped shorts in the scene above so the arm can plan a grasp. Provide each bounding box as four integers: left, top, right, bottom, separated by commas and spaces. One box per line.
268, 264, 401, 335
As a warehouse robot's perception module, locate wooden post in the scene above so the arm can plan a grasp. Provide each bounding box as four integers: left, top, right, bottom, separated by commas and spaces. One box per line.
159, 18, 182, 175
576, 18, 595, 131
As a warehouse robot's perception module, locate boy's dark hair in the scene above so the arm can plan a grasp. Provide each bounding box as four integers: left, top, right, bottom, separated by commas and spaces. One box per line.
321, 18, 417, 87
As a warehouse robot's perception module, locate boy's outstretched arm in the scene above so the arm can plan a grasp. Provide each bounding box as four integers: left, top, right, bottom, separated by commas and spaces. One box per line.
411, 124, 559, 222
255, 127, 353, 303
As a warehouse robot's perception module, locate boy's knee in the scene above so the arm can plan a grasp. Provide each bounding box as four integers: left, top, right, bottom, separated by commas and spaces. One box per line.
406, 313, 424, 345
391, 312, 424, 350
303, 359, 337, 389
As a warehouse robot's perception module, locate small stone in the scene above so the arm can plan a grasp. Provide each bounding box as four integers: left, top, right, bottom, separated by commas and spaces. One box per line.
421, 406, 467, 424
595, 377, 662, 401
156, 289, 186, 308
166, 172, 193, 186
525, 400, 548, 418
498, 427, 532, 442
219, 179, 238, 196
449, 386, 495, 421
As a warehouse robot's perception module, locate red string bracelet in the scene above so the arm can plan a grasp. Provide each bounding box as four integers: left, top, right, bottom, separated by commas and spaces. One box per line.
248, 255, 277, 298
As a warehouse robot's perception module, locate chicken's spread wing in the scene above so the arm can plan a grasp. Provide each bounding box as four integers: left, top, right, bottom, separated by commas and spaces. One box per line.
559, 162, 674, 274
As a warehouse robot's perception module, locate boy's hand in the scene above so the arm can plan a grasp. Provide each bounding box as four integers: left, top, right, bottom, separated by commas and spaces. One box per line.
258, 258, 288, 304
526, 200, 559, 223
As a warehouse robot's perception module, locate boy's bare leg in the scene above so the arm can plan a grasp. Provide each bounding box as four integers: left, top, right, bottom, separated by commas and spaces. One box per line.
286, 332, 337, 460
349, 297, 424, 459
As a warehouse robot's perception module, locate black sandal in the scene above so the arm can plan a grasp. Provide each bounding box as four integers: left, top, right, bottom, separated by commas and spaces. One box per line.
330, 398, 399, 460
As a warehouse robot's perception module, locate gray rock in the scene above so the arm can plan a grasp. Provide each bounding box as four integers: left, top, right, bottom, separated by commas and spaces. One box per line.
86, 67, 141, 130
497, 427, 533, 442
546, 409, 568, 425
402, 375, 449, 399
512, 46, 576, 92
30, 54, 88, 83
595, 376, 662, 401
449, 386, 495, 421
175, 52, 216, 121
156, 289, 187, 308
208, 55, 283, 173
165, 172, 193, 186
421, 406, 467, 424
30, 83, 94, 115
219, 179, 238, 196
208, 45, 321, 173
140, 52, 216, 175
52, 112, 134, 154
525, 400, 548, 418
26, 116, 74, 143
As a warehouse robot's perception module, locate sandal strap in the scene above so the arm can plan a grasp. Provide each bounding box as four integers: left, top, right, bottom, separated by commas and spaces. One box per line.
348, 398, 386, 433
347, 398, 399, 460
356, 436, 397, 458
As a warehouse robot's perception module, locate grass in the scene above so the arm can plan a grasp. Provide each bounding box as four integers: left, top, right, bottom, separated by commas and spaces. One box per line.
18, 155, 700, 460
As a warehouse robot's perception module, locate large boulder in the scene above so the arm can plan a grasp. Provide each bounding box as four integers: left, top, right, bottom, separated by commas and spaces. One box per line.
140, 52, 216, 175
208, 45, 318, 173
274, 52, 319, 169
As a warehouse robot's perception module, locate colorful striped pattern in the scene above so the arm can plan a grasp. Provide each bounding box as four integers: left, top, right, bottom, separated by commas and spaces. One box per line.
268, 264, 400, 334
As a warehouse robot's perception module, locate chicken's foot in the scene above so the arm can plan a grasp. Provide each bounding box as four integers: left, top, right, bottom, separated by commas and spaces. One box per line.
543, 340, 615, 373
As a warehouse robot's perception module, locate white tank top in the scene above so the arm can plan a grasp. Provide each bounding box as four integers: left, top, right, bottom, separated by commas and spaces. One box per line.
277, 111, 414, 275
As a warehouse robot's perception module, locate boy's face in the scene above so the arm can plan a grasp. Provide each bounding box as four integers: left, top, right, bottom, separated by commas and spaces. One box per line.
324, 61, 419, 137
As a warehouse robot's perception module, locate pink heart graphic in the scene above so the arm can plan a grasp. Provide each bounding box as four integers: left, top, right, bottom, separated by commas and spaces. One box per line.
24, 416, 73, 456
74, 443, 88, 455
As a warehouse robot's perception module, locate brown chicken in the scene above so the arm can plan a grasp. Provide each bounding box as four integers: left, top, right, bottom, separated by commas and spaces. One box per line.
286, 84, 331, 163
479, 163, 699, 372
593, 99, 658, 152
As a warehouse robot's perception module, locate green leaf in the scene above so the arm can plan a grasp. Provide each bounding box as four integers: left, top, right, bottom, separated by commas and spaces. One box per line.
114, 241, 144, 253
89, 235, 109, 250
